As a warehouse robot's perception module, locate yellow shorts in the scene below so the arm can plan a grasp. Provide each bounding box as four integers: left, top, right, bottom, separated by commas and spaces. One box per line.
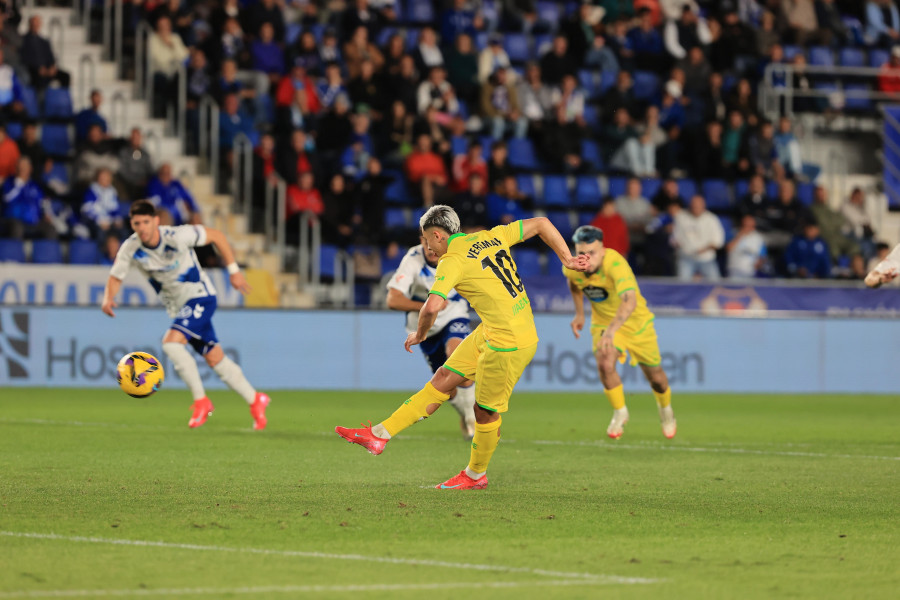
442, 324, 538, 413
591, 319, 661, 367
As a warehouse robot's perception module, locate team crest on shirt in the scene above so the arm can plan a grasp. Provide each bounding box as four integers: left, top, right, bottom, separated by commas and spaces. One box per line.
177, 305, 193, 319
582, 286, 609, 303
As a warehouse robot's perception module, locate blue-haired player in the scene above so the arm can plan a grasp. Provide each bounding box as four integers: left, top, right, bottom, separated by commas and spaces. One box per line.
101, 200, 270, 429
386, 237, 476, 439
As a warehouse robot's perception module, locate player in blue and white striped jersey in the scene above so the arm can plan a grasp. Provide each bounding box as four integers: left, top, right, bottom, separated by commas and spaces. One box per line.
101, 200, 270, 430
386, 238, 476, 439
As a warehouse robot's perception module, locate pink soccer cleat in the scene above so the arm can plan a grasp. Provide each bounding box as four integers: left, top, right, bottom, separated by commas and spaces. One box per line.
335, 421, 389, 456
189, 397, 214, 428
250, 392, 271, 430
435, 470, 488, 490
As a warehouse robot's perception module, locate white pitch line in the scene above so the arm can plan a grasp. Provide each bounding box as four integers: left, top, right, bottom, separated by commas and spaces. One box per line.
0, 532, 656, 584
0, 579, 647, 598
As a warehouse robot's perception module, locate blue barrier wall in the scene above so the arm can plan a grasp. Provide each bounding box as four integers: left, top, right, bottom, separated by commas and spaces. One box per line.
1, 306, 899, 393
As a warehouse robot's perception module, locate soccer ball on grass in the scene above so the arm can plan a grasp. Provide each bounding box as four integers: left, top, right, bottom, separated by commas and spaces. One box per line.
116, 352, 165, 398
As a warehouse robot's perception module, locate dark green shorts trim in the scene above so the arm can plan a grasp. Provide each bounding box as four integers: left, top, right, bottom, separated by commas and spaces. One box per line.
476, 403, 498, 413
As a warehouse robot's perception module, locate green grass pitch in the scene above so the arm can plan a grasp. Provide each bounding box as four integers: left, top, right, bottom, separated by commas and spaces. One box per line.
1, 389, 898, 599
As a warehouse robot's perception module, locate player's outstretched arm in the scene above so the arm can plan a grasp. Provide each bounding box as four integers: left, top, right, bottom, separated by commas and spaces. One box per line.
101, 276, 122, 317
405, 293, 446, 352
521, 217, 590, 271
204, 227, 251, 295
386, 288, 425, 312
568, 279, 586, 339
865, 269, 898, 288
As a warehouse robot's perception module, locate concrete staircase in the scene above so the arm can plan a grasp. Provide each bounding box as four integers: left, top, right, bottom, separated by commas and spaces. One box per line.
26, 5, 312, 306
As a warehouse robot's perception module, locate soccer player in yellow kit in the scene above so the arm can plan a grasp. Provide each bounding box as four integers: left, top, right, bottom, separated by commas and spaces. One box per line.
336, 205, 589, 489
564, 225, 677, 439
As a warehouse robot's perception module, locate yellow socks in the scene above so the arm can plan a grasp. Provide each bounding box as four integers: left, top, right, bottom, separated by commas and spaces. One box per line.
381, 382, 450, 437
604, 384, 626, 410
654, 387, 671, 408
467, 417, 501, 476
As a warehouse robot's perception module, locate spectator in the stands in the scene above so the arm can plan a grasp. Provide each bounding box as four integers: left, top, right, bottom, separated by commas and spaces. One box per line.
0, 12, 23, 77
543, 74, 585, 172
318, 28, 343, 67
737, 174, 770, 226
340, 109, 375, 180
674, 194, 724, 281
21, 15, 70, 90
16, 122, 47, 182
446, 33, 479, 106
151, 0, 194, 42
287, 31, 323, 77
600, 70, 636, 122
657, 79, 686, 131
388, 53, 419, 113
216, 17, 250, 69
244, 0, 285, 42
1, 157, 55, 239
413, 27, 444, 75
785, 222, 831, 279
644, 199, 680, 276
382, 33, 407, 78
316, 93, 353, 167
478, 34, 512, 83
487, 174, 532, 225
344, 25, 384, 79
487, 141, 512, 192
615, 177, 653, 250
589, 197, 630, 257
286, 171, 324, 222
664, 3, 712, 61
322, 172, 354, 246
379, 99, 414, 165
413, 104, 453, 156
81, 168, 124, 240
275, 58, 322, 115
211, 59, 254, 112
746, 119, 780, 179
651, 178, 685, 212
722, 110, 749, 179
606, 17, 635, 72
517, 62, 554, 133
218, 93, 255, 156
451, 140, 487, 193
117, 128, 155, 202
727, 78, 759, 127
210, 0, 241, 38
348, 59, 385, 119
453, 171, 489, 230
866, 0, 900, 47
75, 90, 108, 144
561, 2, 598, 69
146, 163, 201, 226
660, 0, 699, 21
585, 32, 621, 75
481, 67, 526, 140
774, 116, 804, 179
0, 47, 25, 119
842, 187, 878, 257
75, 124, 119, 184
691, 121, 726, 180
611, 105, 662, 177
405, 133, 448, 207
185, 48, 212, 109
342, 0, 384, 43
810, 185, 859, 261
277, 128, 318, 185
0, 124, 20, 180
877, 46, 900, 92
755, 10, 780, 57
251, 22, 285, 85
417, 66, 459, 119
766, 179, 809, 249
780, 0, 821, 46
679, 46, 711, 99
816, 0, 850, 46
148, 16, 190, 118
714, 9, 758, 75
539, 35, 577, 86
318, 62, 348, 111
628, 8, 665, 71
603, 108, 637, 166
354, 156, 389, 243
726, 215, 766, 279
440, 0, 483, 45
702, 71, 728, 124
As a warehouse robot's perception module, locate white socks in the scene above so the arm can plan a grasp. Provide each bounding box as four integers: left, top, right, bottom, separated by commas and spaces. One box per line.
372, 423, 391, 439
212, 355, 257, 404
162, 342, 206, 401
465, 466, 485, 480
448, 384, 476, 422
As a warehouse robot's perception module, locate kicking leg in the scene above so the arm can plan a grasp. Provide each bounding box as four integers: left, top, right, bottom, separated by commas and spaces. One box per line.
641, 364, 676, 439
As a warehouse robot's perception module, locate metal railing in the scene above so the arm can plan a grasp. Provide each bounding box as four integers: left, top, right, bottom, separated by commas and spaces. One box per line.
298, 211, 322, 287
197, 95, 220, 188
265, 177, 287, 269
133, 21, 153, 102
109, 90, 127, 137
881, 106, 900, 208
232, 133, 254, 222
77, 53, 96, 111
760, 63, 900, 119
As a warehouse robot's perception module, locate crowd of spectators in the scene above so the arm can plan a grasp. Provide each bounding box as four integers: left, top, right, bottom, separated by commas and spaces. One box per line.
0, 0, 894, 281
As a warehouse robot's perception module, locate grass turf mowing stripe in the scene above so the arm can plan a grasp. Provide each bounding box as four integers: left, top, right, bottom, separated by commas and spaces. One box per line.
0, 532, 659, 584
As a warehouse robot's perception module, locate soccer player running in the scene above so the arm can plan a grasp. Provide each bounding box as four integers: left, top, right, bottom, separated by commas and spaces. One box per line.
564, 225, 676, 439
101, 200, 271, 430
336, 205, 590, 489
865, 243, 900, 287
386, 236, 477, 439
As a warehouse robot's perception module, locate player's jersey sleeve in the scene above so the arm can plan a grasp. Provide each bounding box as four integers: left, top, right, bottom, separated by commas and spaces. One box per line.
386, 249, 420, 295
172, 224, 207, 248
492, 221, 525, 247
429, 256, 463, 299
873, 243, 900, 275
607, 254, 638, 296
109, 238, 136, 280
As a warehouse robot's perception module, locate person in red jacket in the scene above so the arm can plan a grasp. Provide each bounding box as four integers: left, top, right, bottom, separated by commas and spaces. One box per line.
590, 197, 630, 257
275, 58, 322, 114
286, 171, 323, 219
405, 134, 448, 207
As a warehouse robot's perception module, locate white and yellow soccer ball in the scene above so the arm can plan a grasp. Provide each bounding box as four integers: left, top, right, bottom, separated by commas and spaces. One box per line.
116, 352, 165, 398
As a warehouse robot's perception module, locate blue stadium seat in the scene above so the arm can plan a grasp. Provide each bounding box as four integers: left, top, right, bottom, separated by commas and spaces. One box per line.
541, 175, 571, 207
797, 182, 815, 206
719, 215, 735, 242
766, 180, 779, 199
808, 46, 834, 67
68, 239, 100, 265
286, 23, 302, 45
582, 105, 600, 130
6, 121, 22, 140
309, 23, 326, 43
514, 247, 543, 276
504, 33, 531, 63
578, 211, 596, 226
580, 139, 603, 171
474, 31, 489, 51
870, 48, 890, 67
702, 179, 732, 212
839, 47, 865, 68
536, 2, 560, 29
32, 239, 63, 264
450, 136, 468, 156
632, 71, 660, 101
41, 123, 72, 156
782, 45, 803, 61
515, 174, 536, 198
578, 69, 600, 101
381, 247, 404, 274
606, 176, 627, 198
43, 88, 73, 118
599, 70, 617, 94
575, 175, 601, 208
408, 0, 435, 23
384, 207, 409, 229
21, 86, 39, 118
844, 84, 873, 111
641, 177, 662, 199
376, 27, 397, 48
546, 249, 563, 274
385, 178, 411, 205
0, 238, 26, 262
734, 179, 750, 198
678, 179, 698, 200
319, 244, 340, 279
546, 210, 574, 240
507, 138, 540, 170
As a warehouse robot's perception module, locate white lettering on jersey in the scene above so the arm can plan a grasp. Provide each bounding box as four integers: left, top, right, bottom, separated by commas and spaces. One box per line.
110, 225, 216, 317
386, 244, 470, 337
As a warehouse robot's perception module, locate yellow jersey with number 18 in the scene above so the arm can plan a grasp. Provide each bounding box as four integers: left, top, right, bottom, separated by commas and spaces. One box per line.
429, 221, 537, 350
